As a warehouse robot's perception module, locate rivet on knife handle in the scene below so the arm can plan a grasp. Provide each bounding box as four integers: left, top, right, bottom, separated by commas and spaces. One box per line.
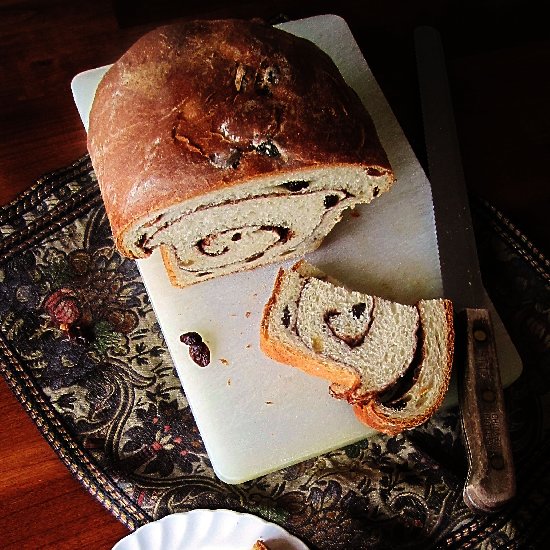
458, 308, 516, 513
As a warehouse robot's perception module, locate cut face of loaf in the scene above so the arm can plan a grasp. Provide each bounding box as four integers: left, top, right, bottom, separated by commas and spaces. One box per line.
260, 261, 454, 435
86, 19, 394, 287
149, 166, 391, 286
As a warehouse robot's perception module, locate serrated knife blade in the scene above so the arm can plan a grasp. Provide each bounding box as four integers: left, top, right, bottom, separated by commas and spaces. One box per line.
414, 26, 516, 513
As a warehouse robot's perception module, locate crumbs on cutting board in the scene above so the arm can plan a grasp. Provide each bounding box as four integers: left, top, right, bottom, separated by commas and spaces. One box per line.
229, 309, 254, 318
219, 358, 229, 366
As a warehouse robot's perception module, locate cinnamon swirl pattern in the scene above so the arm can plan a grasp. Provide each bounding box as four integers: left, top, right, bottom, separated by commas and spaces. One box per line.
130, 169, 387, 286
260, 261, 454, 434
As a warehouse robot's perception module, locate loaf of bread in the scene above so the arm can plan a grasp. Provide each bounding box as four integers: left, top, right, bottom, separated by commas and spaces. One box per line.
87, 18, 394, 287
260, 261, 454, 435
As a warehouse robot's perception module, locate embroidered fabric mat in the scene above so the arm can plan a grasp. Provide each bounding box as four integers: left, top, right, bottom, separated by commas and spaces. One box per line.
1, 155, 548, 549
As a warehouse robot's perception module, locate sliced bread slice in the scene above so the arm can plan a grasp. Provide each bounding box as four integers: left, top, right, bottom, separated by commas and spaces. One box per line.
260, 260, 454, 435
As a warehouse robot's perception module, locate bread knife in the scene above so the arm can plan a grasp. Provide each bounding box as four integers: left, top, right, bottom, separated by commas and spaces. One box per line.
414, 26, 516, 513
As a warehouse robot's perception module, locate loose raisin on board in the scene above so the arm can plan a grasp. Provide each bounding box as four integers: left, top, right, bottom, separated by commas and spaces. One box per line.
180, 331, 210, 367
188, 342, 210, 367
180, 331, 203, 346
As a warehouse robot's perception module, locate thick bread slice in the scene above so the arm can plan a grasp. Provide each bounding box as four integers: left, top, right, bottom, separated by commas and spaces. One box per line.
260, 260, 454, 435
87, 19, 394, 287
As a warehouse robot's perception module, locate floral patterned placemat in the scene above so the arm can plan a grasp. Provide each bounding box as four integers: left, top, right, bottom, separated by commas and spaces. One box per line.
1, 156, 548, 549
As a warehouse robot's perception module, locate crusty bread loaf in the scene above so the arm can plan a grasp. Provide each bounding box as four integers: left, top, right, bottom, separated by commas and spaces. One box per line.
260, 261, 454, 435
87, 18, 394, 287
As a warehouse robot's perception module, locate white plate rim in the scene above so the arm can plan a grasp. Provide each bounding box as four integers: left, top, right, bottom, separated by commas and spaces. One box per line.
112, 508, 309, 550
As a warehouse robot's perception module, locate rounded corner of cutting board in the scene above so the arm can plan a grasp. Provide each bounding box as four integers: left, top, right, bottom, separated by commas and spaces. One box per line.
209, 460, 275, 486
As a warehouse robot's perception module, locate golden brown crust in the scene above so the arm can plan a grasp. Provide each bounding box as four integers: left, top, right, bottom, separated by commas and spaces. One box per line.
160, 245, 181, 287
87, 18, 393, 258
260, 327, 360, 390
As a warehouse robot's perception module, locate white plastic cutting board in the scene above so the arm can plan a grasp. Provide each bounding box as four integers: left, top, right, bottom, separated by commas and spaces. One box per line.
72, 14, 521, 484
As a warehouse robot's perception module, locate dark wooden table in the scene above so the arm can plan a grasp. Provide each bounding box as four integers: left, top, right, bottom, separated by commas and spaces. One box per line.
1, 1, 548, 548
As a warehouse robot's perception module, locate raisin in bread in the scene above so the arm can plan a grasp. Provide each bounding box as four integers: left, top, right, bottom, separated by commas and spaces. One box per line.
87, 18, 394, 287
260, 261, 454, 435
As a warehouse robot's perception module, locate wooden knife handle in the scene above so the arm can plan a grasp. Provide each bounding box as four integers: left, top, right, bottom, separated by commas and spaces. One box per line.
458, 308, 516, 513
